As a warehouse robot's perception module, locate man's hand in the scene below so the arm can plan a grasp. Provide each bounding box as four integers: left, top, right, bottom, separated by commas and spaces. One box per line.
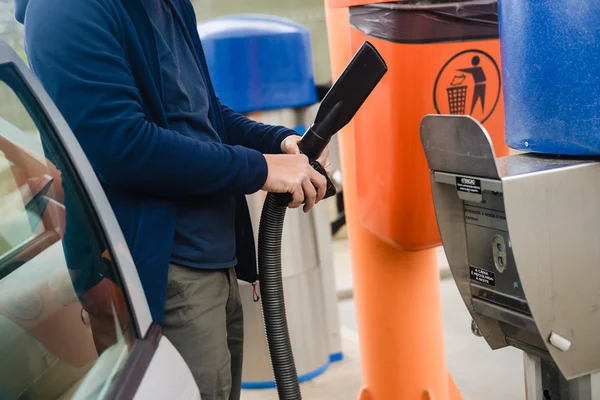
262, 154, 327, 212
280, 135, 332, 174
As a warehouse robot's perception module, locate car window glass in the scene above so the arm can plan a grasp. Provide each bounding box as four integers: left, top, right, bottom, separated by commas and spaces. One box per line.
0, 65, 135, 400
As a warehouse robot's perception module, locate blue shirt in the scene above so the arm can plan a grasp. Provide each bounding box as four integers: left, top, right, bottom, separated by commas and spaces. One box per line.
145, 0, 236, 269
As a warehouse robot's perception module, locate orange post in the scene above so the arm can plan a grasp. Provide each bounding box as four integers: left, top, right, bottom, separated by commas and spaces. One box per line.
325, 1, 507, 398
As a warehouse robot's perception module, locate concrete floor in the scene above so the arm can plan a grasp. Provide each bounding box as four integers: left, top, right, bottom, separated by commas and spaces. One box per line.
240, 327, 364, 400
241, 239, 527, 400
337, 279, 526, 400
437, 279, 525, 400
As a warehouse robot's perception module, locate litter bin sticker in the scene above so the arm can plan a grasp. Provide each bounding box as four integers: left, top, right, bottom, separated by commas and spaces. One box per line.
434, 50, 501, 123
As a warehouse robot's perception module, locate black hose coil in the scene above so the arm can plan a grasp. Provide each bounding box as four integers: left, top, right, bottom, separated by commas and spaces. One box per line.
257, 192, 302, 400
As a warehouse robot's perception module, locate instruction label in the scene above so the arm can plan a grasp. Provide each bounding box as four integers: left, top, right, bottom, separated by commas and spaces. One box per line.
464, 204, 508, 231
456, 176, 482, 195
470, 266, 496, 286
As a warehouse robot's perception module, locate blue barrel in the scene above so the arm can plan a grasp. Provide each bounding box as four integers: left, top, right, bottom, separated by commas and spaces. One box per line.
198, 14, 317, 114
499, 1, 600, 155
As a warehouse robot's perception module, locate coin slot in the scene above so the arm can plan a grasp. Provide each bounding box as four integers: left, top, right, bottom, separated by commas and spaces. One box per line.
492, 235, 507, 273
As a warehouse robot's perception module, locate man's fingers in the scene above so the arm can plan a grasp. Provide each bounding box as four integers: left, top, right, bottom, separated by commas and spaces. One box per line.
302, 179, 317, 213
311, 170, 327, 202
316, 146, 330, 166
289, 187, 304, 209
285, 144, 300, 155
323, 158, 332, 175
317, 149, 332, 175
282, 135, 302, 155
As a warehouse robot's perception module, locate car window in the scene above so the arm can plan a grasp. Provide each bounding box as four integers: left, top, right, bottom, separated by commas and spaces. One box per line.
0, 63, 135, 399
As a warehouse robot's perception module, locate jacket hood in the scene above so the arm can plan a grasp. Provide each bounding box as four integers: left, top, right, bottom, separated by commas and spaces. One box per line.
14, 0, 29, 24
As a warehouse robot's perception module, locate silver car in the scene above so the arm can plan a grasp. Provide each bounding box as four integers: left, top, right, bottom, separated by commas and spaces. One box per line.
0, 41, 199, 400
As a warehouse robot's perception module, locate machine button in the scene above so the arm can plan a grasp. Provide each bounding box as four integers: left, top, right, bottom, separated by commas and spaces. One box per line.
548, 332, 571, 352
492, 235, 507, 273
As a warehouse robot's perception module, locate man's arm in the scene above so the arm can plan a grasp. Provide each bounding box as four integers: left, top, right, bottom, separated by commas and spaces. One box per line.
24, 0, 267, 198
219, 101, 300, 155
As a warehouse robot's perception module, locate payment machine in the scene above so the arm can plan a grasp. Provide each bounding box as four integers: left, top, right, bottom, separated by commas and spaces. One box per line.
420, 115, 600, 399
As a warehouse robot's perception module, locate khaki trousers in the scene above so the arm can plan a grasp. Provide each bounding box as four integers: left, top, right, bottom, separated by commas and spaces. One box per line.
163, 264, 243, 400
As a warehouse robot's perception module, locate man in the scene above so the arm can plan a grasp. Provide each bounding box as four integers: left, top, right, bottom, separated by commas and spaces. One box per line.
14, 0, 330, 398
458, 56, 487, 115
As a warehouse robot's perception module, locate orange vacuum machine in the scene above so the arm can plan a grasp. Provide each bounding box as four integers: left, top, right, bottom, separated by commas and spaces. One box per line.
324, 1, 508, 399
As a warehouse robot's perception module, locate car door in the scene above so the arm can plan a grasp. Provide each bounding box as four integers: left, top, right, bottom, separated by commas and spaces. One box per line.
0, 40, 199, 400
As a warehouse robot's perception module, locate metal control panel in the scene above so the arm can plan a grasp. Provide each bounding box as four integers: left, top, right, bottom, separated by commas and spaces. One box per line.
420, 115, 600, 383
443, 177, 527, 310
433, 172, 545, 357
465, 194, 526, 308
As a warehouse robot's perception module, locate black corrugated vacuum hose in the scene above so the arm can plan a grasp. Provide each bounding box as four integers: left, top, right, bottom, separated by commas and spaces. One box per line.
256, 41, 387, 400
257, 193, 301, 400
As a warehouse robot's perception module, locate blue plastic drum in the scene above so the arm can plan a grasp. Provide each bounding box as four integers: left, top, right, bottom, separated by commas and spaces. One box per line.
499, 0, 600, 155
198, 15, 317, 114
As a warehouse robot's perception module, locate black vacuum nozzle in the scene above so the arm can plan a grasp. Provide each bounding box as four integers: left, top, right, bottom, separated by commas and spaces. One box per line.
299, 41, 388, 160
275, 41, 387, 207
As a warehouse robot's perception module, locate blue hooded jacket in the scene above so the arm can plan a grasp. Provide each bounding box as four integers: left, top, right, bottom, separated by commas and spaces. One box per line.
15, 0, 297, 324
